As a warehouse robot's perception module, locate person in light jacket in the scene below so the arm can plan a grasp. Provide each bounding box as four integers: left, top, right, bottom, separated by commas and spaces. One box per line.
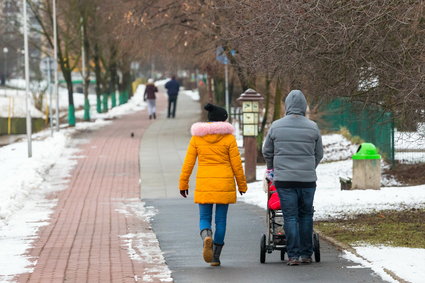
143, 78, 158, 119
262, 90, 323, 266
179, 103, 247, 266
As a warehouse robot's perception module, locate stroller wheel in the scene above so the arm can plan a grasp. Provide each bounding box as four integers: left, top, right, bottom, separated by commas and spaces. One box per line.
280, 250, 285, 261
260, 234, 266, 263
313, 232, 321, 262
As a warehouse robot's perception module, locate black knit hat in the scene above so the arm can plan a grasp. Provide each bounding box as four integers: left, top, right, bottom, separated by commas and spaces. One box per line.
204, 103, 228, 122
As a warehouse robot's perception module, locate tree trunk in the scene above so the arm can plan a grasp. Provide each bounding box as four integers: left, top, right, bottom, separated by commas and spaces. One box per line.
63, 69, 75, 126
273, 76, 283, 121
109, 61, 118, 107
82, 19, 91, 121
93, 44, 102, 113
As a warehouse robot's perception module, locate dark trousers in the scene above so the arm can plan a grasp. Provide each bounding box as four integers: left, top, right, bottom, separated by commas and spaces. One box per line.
276, 187, 316, 259
168, 96, 177, 118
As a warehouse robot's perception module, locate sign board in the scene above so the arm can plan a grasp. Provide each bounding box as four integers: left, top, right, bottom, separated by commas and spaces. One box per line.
216, 46, 228, 64
216, 47, 236, 65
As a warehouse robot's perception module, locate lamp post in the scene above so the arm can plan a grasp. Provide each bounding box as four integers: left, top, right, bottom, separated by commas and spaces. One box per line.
3, 47, 8, 83
237, 89, 263, 182
53, 0, 59, 131
23, 0, 32, 157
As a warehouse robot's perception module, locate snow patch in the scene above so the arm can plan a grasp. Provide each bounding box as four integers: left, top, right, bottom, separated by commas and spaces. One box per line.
182, 89, 200, 101
341, 250, 397, 283
354, 245, 425, 283
117, 202, 172, 283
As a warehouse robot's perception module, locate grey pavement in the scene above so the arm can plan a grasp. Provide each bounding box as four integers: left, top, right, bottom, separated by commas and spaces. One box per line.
140, 89, 199, 199
139, 91, 385, 283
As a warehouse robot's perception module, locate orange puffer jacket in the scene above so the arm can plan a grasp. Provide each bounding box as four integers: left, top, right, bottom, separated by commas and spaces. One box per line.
179, 122, 247, 204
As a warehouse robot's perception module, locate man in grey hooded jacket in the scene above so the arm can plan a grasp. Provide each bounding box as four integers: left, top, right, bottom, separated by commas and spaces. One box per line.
262, 89, 323, 265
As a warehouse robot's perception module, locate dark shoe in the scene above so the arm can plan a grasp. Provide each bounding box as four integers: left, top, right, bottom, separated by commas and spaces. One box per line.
301, 257, 312, 264
210, 243, 224, 266
200, 229, 213, 263
149, 115, 152, 120
287, 258, 300, 266
153, 113, 156, 119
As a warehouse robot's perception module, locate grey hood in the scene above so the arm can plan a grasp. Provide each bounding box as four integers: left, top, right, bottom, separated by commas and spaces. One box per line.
285, 90, 307, 116
262, 89, 323, 182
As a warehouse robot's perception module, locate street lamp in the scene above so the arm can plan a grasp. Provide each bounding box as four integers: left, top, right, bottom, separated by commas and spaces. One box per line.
237, 88, 264, 182
23, 0, 32, 157
53, 0, 59, 131
3, 47, 8, 83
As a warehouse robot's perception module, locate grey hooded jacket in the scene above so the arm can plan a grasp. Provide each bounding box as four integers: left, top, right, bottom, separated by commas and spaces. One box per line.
262, 90, 323, 182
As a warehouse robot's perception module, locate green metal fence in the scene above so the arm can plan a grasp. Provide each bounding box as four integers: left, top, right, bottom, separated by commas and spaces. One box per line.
320, 98, 395, 162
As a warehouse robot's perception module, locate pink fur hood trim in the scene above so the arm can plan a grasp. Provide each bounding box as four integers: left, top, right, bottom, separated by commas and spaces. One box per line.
191, 122, 235, 136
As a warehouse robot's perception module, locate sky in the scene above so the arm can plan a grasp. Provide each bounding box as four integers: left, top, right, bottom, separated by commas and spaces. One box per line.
0, 80, 425, 283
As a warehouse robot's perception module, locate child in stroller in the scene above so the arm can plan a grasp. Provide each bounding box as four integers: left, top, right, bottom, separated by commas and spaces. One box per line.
260, 172, 321, 264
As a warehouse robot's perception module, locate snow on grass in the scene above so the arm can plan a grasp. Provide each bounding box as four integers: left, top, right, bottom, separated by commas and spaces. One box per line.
181, 89, 200, 101
395, 151, 425, 164
322, 134, 359, 162
0, 95, 45, 118
354, 245, 425, 283
395, 130, 425, 150
342, 251, 397, 283
74, 85, 147, 121
0, 130, 80, 280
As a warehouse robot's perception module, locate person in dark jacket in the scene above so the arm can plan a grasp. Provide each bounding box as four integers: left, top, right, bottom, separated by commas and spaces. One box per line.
262, 89, 323, 266
164, 76, 180, 118
144, 78, 158, 119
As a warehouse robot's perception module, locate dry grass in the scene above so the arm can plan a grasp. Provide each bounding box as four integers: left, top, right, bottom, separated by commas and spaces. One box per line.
316, 208, 425, 248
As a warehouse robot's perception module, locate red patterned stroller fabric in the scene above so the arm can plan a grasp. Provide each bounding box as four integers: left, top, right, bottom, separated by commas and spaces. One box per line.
267, 182, 281, 210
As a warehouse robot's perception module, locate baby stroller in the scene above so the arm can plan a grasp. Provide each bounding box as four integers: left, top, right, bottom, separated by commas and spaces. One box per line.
260, 177, 321, 263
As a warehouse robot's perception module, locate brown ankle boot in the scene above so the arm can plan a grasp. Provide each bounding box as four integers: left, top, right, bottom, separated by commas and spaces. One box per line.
200, 229, 213, 263
210, 243, 224, 266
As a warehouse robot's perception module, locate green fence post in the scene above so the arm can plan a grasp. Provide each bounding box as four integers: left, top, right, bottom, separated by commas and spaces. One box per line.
68, 104, 76, 126
111, 91, 117, 108
119, 91, 124, 105
83, 97, 90, 121
96, 95, 102, 113
102, 93, 108, 112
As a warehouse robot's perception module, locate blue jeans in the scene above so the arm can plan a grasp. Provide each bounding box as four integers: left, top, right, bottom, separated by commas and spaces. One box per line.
199, 204, 229, 245
276, 187, 316, 259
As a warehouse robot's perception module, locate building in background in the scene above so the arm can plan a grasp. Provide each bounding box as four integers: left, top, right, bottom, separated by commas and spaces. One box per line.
1, 0, 42, 84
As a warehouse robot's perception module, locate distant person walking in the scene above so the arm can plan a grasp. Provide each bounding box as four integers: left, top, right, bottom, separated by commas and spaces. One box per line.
164, 76, 180, 118
144, 78, 158, 119
179, 103, 247, 266
262, 90, 323, 266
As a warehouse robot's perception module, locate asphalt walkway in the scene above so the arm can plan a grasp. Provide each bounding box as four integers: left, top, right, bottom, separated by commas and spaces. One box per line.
141, 90, 386, 283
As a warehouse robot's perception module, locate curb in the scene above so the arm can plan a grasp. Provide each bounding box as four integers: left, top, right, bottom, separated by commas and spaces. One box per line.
315, 229, 408, 283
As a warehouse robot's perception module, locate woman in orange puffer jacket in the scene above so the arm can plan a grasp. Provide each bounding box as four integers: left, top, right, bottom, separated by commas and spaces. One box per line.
179, 103, 247, 266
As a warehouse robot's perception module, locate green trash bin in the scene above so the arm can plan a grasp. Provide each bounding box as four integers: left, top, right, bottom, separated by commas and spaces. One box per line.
352, 143, 381, 190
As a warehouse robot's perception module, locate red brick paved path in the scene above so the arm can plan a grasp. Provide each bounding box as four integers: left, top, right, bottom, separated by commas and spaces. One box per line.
18, 93, 169, 283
